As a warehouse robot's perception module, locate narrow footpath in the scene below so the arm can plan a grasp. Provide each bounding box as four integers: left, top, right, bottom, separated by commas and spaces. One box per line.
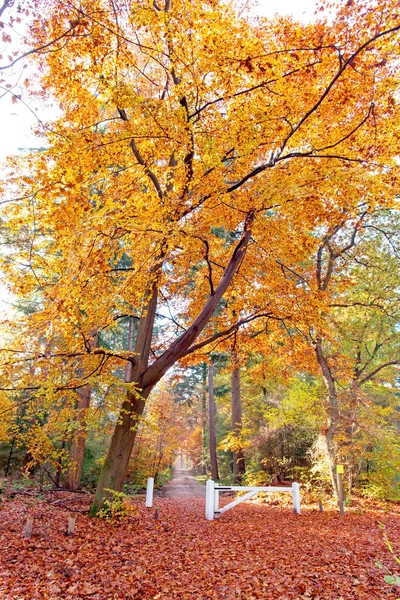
161, 468, 206, 498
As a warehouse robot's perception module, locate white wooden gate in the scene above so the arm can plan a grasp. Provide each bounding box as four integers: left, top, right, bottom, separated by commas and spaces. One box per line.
205, 480, 301, 520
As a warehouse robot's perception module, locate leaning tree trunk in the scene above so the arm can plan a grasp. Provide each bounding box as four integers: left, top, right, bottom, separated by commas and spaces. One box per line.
231, 362, 245, 484
315, 338, 340, 496
208, 363, 219, 481
89, 368, 151, 515
89, 214, 253, 514
89, 284, 158, 516
63, 384, 92, 489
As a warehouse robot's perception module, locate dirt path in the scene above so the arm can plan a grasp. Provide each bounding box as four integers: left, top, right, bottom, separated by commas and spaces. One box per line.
161, 468, 206, 498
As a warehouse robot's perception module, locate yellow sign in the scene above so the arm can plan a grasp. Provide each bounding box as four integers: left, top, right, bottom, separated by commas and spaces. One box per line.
336, 464, 344, 474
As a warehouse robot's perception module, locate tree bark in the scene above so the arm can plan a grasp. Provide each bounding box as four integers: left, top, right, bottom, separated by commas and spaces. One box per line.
89, 283, 158, 515
315, 338, 339, 495
231, 362, 245, 484
208, 363, 219, 481
63, 384, 92, 489
201, 362, 208, 475
64, 330, 98, 490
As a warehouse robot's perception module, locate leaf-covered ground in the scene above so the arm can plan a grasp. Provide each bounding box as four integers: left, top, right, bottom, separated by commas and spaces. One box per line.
0, 493, 399, 599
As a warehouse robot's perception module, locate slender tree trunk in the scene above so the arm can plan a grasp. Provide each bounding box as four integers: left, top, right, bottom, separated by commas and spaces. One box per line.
64, 331, 98, 490
231, 361, 245, 484
124, 314, 137, 383
201, 362, 208, 475
5, 437, 15, 476
63, 384, 92, 489
55, 436, 66, 487
315, 338, 339, 495
208, 363, 219, 481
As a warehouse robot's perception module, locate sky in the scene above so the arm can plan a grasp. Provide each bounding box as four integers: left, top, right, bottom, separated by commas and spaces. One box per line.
0, 0, 318, 162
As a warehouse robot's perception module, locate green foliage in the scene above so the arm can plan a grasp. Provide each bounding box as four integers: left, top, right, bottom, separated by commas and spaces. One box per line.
263, 377, 323, 431
97, 489, 137, 522
376, 523, 400, 596
361, 432, 400, 501
80, 433, 109, 489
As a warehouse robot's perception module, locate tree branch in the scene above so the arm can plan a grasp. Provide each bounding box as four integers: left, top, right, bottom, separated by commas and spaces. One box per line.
118, 109, 163, 199
141, 211, 255, 389
358, 360, 400, 385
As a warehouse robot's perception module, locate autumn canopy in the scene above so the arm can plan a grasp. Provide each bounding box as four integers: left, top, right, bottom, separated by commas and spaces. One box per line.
0, 0, 399, 513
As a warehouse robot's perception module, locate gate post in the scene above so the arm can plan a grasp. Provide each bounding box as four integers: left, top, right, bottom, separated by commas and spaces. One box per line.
214, 485, 219, 513
292, 482, 300, 514
146, 477, 154, 508
206, 480, 215, 520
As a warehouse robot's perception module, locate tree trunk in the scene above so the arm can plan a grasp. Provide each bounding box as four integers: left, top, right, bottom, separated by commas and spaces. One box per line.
208, 363, 219, 481
55, 436, 66, 487
315, 338, 339, 495
89, 283, 159, 515
64, 330, 98, 490
90, 387, 149, 514
5, 437, 15, 476
63, 384, 92, 489
201, 362, 208, 475
231, 363, 245, 484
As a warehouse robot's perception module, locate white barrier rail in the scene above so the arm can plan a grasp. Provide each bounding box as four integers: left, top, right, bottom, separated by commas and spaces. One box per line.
206, 480, 300, 520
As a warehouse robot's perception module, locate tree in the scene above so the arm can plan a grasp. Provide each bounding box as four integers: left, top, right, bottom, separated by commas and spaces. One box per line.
231, 355, 246, 484
208, 362, 219, 481
293, 209, 400, 493
0, 0, 399, 513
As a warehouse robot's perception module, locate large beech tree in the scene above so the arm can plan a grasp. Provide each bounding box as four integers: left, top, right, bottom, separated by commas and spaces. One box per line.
0, 0, 399, 513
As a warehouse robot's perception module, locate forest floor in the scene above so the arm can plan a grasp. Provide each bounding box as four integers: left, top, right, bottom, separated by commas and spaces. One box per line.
0, 484, 399, 599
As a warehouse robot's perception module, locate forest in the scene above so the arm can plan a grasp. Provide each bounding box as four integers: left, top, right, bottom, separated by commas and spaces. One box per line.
0, 0, 399, 597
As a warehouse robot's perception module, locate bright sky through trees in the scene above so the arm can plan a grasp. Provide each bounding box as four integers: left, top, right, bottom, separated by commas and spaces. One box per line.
0, 0, 318, 161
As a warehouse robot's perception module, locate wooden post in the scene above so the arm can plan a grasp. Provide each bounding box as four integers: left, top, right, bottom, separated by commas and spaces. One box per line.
206, 480, 215, 520
318, 499, 324, 512
146, 477, 154, 508
67, 514, 76, 535
24, 515, 33, 540
336, 464, 345, 516
292, 482, 301, 514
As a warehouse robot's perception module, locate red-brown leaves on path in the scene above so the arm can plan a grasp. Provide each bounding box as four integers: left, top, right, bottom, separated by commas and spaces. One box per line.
0, 494, 399, 599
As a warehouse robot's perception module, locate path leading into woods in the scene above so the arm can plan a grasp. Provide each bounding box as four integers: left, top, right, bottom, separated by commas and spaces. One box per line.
161, 468, 206, 498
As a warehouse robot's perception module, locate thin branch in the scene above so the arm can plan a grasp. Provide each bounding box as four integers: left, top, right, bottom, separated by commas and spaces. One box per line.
358, 360, 400, 385
117, 108, 163, 199
0, 23, 80, 71
182, 312, 277, 357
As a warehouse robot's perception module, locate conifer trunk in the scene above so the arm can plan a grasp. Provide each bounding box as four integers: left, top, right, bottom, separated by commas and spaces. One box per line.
208, 363, 219, 481
231, 363, 245, 484
201, 362, 208, 475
